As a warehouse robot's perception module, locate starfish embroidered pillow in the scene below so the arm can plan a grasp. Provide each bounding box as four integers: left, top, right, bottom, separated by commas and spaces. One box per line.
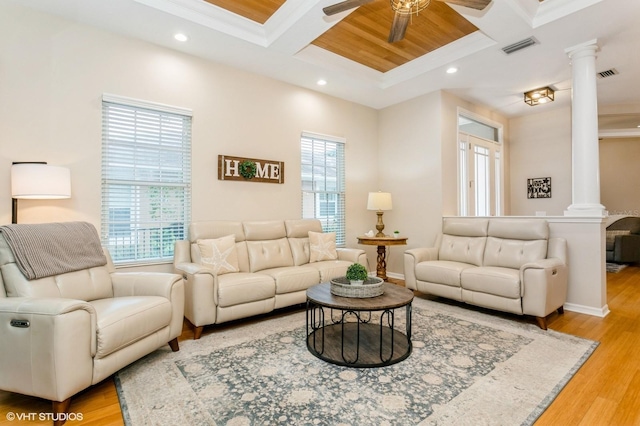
309, 231, 338, 263
197, 234, 239, 275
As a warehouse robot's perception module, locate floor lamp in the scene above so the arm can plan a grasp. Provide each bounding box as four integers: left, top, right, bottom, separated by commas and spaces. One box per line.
11, 162, 71, 224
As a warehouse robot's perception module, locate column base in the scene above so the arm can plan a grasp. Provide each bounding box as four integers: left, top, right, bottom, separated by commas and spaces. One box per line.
564, 203, 607, 217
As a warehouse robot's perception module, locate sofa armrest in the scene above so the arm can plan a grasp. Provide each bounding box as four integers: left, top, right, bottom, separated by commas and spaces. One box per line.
405, 247, 438, 264
0, 298, 96, 402
111, 273, 185, 341
173, 262, 218, 328
520, 258, 568, 317
403, 248, 438, 290
336, 248, 367, 264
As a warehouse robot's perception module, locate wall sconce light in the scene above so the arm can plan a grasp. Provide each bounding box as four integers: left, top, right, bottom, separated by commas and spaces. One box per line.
524, 87, 555, 106
11, 162, 71, 223
367, 191, 393, 237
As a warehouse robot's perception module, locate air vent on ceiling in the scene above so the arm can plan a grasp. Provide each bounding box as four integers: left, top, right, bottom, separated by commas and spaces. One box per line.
501, 37, 539, 55
597, 68, 619, 79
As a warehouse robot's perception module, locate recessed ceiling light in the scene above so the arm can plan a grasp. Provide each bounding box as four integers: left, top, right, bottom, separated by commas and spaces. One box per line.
317, 79, 327, 86
174, 33, 189, 42
446, 67, 458, 74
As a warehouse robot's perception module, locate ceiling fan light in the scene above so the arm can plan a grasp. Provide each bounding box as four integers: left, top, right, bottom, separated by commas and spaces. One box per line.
524, 86, 555, 106
390, 0, 431, 15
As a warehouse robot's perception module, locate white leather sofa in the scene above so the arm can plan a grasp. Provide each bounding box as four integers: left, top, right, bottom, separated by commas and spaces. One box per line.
0, 233, 184, 425
404, 218, 568, 329
173, 219, 367, 339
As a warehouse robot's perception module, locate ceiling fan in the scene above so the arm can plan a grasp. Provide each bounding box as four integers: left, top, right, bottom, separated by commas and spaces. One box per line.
323, 0, 491, 43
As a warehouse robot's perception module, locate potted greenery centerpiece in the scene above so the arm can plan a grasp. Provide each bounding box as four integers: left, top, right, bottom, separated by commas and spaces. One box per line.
346, 263, 368, 286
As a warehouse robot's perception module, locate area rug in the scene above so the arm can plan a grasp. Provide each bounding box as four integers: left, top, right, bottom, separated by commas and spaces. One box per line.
115, 297, 598, 425
606, 262, 628, 273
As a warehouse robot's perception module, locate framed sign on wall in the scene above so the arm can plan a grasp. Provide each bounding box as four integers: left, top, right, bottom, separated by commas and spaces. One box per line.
218, 155, 285, 184
527, 177, 551, 199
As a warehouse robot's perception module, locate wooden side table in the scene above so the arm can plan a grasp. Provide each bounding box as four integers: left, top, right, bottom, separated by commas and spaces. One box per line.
357, 236, 408, 281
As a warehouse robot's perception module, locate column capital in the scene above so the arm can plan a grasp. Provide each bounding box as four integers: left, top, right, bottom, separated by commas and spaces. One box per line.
565, 39, 599, 59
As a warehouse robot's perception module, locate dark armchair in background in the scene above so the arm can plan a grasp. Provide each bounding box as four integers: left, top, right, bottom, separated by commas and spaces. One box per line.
606, 216, 640, 264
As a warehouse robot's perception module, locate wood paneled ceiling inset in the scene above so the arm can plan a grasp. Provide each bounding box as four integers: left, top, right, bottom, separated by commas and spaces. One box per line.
204, 0, 286, 24
312, 0, 479, 73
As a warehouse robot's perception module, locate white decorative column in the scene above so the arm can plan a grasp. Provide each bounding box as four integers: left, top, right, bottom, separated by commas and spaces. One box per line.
564, 39, 606, 217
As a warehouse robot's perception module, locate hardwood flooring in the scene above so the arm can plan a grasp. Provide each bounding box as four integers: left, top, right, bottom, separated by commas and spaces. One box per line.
2, 268, 639, 425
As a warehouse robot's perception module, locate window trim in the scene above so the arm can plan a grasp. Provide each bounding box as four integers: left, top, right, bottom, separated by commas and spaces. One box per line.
101, 94, 192, 266
457, 108, 504, 217
300, 131, 346, 247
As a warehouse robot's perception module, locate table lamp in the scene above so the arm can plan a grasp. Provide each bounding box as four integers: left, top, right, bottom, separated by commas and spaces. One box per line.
367, 191, 392, 237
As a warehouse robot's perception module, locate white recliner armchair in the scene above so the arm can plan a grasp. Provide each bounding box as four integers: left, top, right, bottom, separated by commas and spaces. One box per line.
0, 223, 184, 425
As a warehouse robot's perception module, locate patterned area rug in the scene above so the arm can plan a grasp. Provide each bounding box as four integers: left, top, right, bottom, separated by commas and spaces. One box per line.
606, 262, 628, 273
115, 297, 597, 425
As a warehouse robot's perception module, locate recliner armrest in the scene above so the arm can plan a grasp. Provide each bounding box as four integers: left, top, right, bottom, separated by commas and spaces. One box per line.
520, 258, 566, 287
111, 273, 185, 341
521, 257, 566, 271
111, 272, 183, 299
174, 262, 214, 276
173, 262, 218, 328
403, 248, 438, 290
0, 297, 96, 401
404, 247, 438, 264
0, 296, 95, 317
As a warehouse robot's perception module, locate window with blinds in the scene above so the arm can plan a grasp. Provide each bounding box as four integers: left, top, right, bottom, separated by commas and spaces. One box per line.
301, 132, 346, 246
101, 94, 192, 264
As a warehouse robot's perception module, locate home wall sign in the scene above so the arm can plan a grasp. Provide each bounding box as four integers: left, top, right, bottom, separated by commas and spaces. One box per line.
527, 177, 551, 199
218, 155, 285, 184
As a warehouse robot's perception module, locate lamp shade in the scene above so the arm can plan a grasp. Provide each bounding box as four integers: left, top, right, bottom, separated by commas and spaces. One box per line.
11, 163, 71, 199
367, 192, 392, 211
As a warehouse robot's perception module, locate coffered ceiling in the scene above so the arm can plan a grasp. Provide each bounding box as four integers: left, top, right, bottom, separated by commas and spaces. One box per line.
12, 0, 640, 124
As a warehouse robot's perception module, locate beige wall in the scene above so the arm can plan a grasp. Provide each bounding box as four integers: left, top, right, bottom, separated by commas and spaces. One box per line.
0, 4, 378, 270
509, 106, 573, 216
376, 91, 443, 275
377, 91, 509, 276
600, 137, 640, 216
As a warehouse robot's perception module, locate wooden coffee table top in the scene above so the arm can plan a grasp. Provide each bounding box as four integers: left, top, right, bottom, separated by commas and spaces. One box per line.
307, 282, 414, 311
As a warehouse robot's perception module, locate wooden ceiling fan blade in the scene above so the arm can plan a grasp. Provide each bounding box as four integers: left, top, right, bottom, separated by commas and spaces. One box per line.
388, 12, 410, 43
323, 0, 374, 16
436, 0, 492, 10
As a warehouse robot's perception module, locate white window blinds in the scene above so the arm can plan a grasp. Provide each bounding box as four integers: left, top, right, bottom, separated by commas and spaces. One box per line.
101, 95, 192, 264
301, 132, 346, 246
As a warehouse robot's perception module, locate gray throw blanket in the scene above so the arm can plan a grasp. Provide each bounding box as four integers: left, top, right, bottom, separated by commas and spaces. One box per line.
0, 221, 107, 280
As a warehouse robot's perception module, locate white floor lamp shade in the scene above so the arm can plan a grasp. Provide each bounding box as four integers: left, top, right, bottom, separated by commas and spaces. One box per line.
11, 163, 71, 223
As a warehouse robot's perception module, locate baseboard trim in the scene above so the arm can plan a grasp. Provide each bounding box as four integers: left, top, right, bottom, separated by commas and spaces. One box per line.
386, 272, 405, 280
564, 302, 610, 318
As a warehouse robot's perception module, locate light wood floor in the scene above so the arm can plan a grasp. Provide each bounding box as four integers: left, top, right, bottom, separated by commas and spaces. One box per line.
2, 268, 639, 425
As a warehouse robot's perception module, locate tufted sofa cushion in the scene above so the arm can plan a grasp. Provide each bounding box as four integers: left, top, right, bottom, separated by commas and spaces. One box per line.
246, 238, 294, 272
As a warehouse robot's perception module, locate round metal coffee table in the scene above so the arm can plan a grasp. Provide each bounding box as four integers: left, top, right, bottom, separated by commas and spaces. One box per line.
306, 282, 413, 368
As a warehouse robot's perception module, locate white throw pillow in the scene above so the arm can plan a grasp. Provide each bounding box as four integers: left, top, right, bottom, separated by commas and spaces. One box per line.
197, 235, 239, 275
309, 231, 338, 263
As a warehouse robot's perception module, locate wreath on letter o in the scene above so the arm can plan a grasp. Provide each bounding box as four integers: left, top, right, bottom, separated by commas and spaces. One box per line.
239, 160, 257, 180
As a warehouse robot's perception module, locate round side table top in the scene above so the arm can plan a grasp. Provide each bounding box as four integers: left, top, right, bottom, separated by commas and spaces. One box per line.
357, 236, 408, 246
307, 282, 414, 311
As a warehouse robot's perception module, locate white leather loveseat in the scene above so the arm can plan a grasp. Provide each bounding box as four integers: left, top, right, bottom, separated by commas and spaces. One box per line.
0, 224, 184, 425
173, 219, 367, 339
404, 218, 568, 329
